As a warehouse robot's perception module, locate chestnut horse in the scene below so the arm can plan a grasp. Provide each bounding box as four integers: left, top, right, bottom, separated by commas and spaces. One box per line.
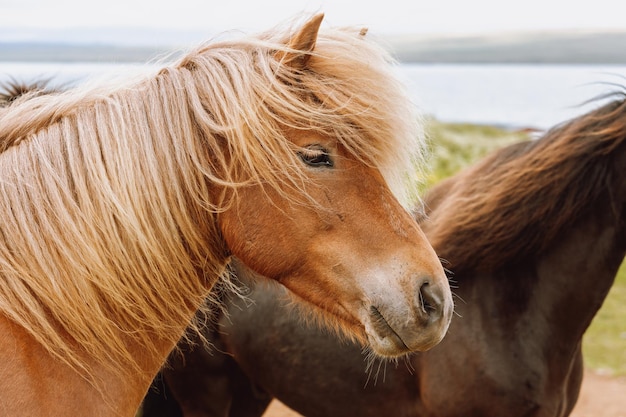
0, 14, 453, 417
142, 93, 626, 416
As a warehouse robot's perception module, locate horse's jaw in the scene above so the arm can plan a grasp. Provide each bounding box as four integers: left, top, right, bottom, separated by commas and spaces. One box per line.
275, 249, 454, 358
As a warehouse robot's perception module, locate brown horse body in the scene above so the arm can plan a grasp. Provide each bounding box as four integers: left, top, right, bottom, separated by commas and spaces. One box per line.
0, 15, 452, 416
143, 95, 626, 416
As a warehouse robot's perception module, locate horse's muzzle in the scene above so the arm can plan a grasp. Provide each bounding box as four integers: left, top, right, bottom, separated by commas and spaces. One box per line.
363, 275, 453, 356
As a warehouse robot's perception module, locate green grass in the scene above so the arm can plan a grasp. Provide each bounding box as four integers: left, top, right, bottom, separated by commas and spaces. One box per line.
419, 119, 528, 192
424, 119, 626, 377
582, 265, 626, 376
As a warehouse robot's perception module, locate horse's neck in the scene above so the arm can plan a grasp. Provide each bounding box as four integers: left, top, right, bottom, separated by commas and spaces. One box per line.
422, 213, 624, 413
0, 303, 192, 416
0, 316, 171, 416
471, 196, 625, 385
480, 143, 626, 346
533, 150, 626, 345
535, 213, 625, 335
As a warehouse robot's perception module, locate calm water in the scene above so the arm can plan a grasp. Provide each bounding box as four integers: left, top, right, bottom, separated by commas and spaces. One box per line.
400, 63, 626, 129
2, 61, 626, 130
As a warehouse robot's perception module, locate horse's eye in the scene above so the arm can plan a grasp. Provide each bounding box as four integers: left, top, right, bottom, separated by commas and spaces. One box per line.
298, 145, 333, 168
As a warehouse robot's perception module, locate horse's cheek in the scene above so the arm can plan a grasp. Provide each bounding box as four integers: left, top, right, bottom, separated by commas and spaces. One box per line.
217, 196, 307, 278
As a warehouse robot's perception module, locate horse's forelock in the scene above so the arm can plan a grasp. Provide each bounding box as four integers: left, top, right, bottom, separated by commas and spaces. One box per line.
176, 23, 425, 208
301, 29, 426, 207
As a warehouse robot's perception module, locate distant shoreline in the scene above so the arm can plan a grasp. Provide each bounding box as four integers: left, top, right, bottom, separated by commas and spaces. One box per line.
384, 31, 626, 64
2, 30, 626, 64
0, 43, 175, 63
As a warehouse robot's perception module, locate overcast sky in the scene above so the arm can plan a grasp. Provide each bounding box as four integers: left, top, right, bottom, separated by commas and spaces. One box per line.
1, 0, 624, 44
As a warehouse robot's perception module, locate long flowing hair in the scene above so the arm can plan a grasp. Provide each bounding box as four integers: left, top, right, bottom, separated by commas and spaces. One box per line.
425, 93, 626, 273
0, 16, 425, 379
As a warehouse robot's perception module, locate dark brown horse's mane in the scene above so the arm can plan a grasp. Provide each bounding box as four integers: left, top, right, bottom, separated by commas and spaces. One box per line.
424, 91, 626, 274
0, 78, 56, 107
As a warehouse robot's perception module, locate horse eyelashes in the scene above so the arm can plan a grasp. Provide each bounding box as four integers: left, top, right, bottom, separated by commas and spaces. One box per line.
298, 144, 334, 168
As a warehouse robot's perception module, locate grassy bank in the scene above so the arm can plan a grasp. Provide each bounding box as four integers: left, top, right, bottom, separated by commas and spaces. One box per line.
582, 265, 626, 376
421, 119, 527, 189
426, 120, 626, 377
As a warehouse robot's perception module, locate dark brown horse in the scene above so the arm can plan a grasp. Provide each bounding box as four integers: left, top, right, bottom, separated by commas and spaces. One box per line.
0, 78, 56, 107
142, 93, 626, 417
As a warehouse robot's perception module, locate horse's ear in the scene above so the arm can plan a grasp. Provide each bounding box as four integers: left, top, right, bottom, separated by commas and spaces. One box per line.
278, 13, 324, 69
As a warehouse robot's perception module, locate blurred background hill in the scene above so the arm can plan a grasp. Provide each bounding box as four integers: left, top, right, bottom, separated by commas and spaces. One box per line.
386, 30, 626, 64
2, 29, 626, 63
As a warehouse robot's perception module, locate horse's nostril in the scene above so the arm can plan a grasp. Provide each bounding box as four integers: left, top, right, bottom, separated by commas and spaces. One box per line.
419, 281, 440, 317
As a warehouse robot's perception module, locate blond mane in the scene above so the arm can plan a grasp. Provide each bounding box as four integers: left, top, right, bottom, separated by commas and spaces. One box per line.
0, 16, 425, 380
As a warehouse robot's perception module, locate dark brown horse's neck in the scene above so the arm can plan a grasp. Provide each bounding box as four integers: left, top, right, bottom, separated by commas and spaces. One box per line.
536, 211, 624, 345
433, 202, 625, 414
536, 151, 626, 347
473, 189, 625, 381
492, 143, 626, 345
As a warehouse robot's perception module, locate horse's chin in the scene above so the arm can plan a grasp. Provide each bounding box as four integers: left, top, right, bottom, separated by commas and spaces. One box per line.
364, 326, 444, 357
364, 322, 410, 357
362, 305, 450, 357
